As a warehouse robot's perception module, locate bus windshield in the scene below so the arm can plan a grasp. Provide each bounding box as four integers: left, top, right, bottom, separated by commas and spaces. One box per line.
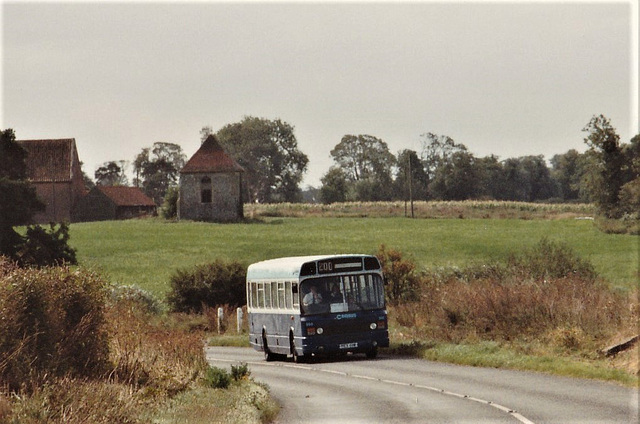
300, 273, 385, 315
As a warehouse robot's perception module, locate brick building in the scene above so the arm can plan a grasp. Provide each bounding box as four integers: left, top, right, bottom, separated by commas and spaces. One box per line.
74, 186, 157, 221
178, 135, 244, 221
18, 138, 86, 223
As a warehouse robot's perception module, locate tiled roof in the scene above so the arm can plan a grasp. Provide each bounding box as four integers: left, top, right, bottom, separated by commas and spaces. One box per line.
181, 135, 244, 174
18, 139, 76, 182
96, 186, 157, 207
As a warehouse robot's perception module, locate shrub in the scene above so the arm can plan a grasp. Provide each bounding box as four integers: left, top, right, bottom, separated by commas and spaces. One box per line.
203, 366, 231, 389
376, 244, 420, 303
389, 239, 628, 348
231, 362, 250, 381
507, 237, 597, 282
0, 260, 109, 392
16, 222, 77, 267
167, 259, 246, 313
109, 284, 163, 315
106, 296, 207, 396
160, 186, 179, 219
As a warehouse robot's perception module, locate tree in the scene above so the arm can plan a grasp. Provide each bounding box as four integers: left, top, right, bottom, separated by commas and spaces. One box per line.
419, 133, 467, 181
329, 134, 396, 201
214, 117, 309, 203
395, 149, 429, 201
550, 150, 583, 201
430, 150, 480, 200
94, 160, 128, 186
519, 155, 556, 201
475, 155, 506, 200
320, 167, 349, 204
0, 129, 45, 258
582, 115, 624, 217
133, 142, 186, 205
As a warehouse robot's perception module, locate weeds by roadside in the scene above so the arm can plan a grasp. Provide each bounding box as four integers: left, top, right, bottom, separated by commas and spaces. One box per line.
0, 259, 273, 423
381, 239, 639, 384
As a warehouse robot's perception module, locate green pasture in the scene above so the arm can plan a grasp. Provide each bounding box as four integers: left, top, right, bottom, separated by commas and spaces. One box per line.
70, 217, 638, 298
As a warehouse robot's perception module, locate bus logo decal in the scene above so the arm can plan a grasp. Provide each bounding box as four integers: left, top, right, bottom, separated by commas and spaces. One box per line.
336, 313, 357, 320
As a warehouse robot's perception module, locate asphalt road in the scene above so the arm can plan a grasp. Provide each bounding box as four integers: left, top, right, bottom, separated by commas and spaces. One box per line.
206, 347, 639, 424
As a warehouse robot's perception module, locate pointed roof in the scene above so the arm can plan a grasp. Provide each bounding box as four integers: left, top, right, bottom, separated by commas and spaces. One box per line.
181, 135, 244, 174
18, 138, 78, 182
95, 186, 157, 207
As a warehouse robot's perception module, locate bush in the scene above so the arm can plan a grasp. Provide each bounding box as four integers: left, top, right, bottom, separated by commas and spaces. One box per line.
231, 362, 250, 381
506, 238, 597, 282
16, 222, 77, 267
376, 244, 420, 303
389, 239, 628, 347
203, 366, 231, 389
167, 259, 246, 313
110, 284, 163, 315
0, 259, 109, 392
160, 186, 179, 219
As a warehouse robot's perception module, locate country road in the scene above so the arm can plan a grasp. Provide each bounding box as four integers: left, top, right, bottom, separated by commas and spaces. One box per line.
206, 347, 638, 424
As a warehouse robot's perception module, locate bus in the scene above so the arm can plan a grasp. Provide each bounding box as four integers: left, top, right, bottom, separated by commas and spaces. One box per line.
246, 254, 389, 362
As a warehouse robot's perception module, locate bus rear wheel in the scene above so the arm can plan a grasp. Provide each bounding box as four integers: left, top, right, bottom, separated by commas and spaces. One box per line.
263, 335, 277, 362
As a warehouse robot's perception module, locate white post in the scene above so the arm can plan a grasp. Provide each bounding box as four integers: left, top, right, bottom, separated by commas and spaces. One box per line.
236, 307, 243, 333
217, 307, 224, 334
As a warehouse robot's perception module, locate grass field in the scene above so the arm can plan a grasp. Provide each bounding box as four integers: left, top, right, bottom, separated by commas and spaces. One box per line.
70, 216, 638, 297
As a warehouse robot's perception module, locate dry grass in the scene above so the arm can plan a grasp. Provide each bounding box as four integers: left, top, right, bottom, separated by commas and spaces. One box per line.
0, 261, 270, 423
384, 240, 639, 380
246, 200, 594, 220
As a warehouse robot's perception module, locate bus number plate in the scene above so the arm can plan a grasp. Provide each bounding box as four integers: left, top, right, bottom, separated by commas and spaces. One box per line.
339, 342, 358, 349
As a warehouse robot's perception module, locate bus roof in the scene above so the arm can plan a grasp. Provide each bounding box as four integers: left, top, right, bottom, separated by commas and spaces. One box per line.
246, 254, 376, 280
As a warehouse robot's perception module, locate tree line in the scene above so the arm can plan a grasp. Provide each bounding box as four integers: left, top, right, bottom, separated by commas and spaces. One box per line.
89, 114, 638, 219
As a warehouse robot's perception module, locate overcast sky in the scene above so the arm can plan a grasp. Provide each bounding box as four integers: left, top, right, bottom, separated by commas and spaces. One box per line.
2, 0, 637, 187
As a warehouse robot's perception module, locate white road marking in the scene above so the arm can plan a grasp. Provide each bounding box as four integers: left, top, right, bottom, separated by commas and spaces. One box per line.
208, 356, 536, 424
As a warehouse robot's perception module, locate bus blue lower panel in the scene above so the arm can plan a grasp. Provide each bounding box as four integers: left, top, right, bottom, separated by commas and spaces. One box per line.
297, 331, 389, 356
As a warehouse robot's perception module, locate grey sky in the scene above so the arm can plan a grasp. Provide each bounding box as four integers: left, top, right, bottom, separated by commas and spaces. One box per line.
2, 1, 637, 187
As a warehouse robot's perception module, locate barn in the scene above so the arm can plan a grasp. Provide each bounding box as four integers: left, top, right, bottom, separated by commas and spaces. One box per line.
18, 138, 86, 224
178, 135, 244, 221
74, 186, 157, 221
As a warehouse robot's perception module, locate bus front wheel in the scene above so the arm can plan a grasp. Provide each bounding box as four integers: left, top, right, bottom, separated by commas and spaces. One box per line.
290, 336, 306, 363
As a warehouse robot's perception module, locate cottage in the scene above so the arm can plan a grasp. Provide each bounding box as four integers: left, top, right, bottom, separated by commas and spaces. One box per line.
74, 186, 156, 221
18, 138, 86, 223
178, 135, 244, 221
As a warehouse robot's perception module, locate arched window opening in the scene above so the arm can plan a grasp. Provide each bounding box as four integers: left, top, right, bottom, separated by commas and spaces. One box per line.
201, 176, 212, 203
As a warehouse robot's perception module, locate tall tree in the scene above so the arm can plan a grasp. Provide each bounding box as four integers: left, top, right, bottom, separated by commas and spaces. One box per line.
0, 129, 45, 257
582, 115, 624, 217
331, 134, 396, 182
214, 117, 309, 203
419, 133, 468, 181
550, 150, 583, 201
320, 167, 349, 204
133, 142, 186, 205
329, 134, 396, 201
519, 155, 556, 201
94, 160, 128, 186
395, 149, 429, 201
475, 155, 506, 200
430, 150, 479, 200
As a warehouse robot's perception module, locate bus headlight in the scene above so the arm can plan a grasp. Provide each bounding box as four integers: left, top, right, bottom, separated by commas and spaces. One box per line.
370, 323, 377, 330
317, 327, 324, 335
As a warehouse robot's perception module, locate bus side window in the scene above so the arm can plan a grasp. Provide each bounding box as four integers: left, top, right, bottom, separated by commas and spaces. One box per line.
271, 282, 279, 309
277, 282, 286, 310
250, 282, 258, 308
264, 282, 272, 308
257, 283, 265, 308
